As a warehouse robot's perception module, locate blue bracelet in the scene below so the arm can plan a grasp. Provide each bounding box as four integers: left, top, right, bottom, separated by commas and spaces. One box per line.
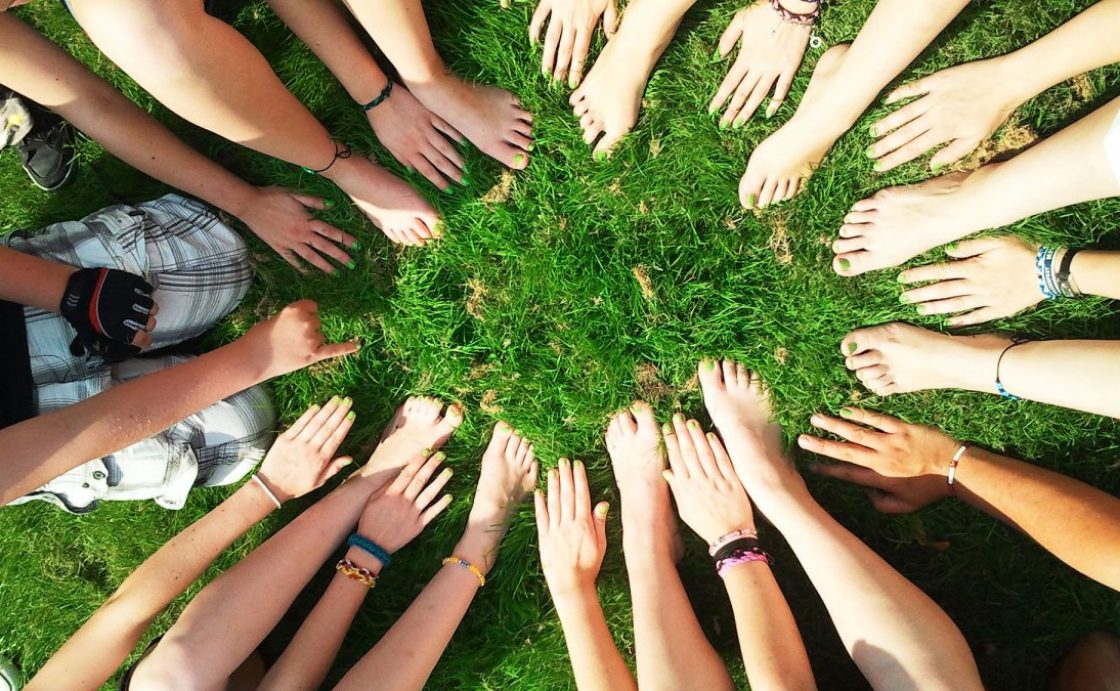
348, 533, 391, 568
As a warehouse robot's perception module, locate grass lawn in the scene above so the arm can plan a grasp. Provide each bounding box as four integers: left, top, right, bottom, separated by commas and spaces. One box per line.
3, 0, 1120, 688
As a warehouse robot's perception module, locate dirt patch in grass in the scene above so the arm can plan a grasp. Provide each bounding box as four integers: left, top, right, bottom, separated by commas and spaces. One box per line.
635, 362, 672, 402
465, 277, 488, 321
631, 265, 656, 302
481, 170, 515, 205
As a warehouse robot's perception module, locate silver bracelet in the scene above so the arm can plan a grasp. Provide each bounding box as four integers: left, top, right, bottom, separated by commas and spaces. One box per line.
252, 474, 283, 509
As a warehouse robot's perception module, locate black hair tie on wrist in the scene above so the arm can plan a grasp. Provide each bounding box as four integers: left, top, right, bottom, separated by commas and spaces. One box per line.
712, 536, 760, 563
301, 141, 352, 175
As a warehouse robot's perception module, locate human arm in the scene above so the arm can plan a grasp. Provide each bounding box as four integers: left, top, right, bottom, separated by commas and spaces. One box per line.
662, 419, 814, 691
0, 13, 356, 273
265, 0, 465, 190
870, 0, 1120, 170
258, 454, 453, 691
529, 0, 619, 87
25, 401, 358, 691
535, 459, 636, 691
801, 408, 1120, 590
0, 300, 357, 504
0, 245, 75, 313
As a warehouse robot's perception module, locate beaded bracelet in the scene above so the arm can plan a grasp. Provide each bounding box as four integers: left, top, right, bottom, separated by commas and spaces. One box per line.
443, 555, 486, 586
712, 536, 761, 564
708, 528, 759, 557
360, 80, 394, 112
348, 533, 392, 569
1056, 248, 1082, 298
336, 558, 378, 589
769, 0, 821, 25
995, 340, 1028, 401
1035, 245, 1060, 299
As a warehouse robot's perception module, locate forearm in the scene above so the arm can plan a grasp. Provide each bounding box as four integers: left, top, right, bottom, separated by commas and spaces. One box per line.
335, 526, 495, 691
0, 245, 73, 313
27, 482, 275, 691
550, 585, 637, 691
763, 490, 982, 689
999, 0, 1120, 103
266, 0, 390, 104
955, 448, 1120, 590
260, 549, 378, 691
999, 340, 1120, 418
146, 474, 379, 687
722, 564, 815, 691
0, 14, 260, 219
608, 0, 697, 71
1069, 251, 1120, 300
0, 339, 266, 504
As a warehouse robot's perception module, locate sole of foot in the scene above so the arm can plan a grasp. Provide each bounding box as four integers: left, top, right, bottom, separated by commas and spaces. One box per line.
833, 170, 982, 276
366, 397, 464, 477
739, 43, 850, 210
605, 401, 684, 561
412, 77, 533, 170
842, 323, 1011, 396
569, 36, 651, 160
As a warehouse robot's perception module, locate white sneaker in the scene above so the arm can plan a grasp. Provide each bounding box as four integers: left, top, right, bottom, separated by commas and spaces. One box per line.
0, 655, 20, 691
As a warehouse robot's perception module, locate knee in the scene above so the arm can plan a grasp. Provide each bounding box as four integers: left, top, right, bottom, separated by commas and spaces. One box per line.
192, 384, 276, 487
1049, 631, 1120, 691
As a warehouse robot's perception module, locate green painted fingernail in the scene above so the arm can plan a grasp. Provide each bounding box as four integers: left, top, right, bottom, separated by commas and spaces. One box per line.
838, 258, 850, 271
347, 260, 356, 270
865, 146, 876, 158
443, 186, 453, 194
324, 199, 336, 209
932, 162, 943, 172
896, 272, 906, 283
847, 342, 858, 354
719, 120, 729, 130
569, 76, 578, 88
594, 151, 606, 162
840, 407, 853, 418
351, 240, 361, 250
873, 161, 886, 172
330, 395, 341, 405
710, 51, 722, 63
867, 124, 876, 136
346, 411, 356, 421
899, 293, 910, 304
434, 451, 446, 461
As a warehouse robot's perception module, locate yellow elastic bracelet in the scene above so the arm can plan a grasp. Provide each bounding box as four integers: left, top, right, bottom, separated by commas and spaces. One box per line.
442, 555, 485, 586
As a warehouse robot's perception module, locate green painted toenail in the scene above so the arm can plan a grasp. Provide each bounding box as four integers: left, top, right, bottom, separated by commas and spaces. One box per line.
746, 193, 756, 208
461, 176, 470, 185
838, 257, 851, 270
840, 407, 854, 418
594, 151, 607, 162
847, 342, 858, 354
704, 360, 715, 370
351, 240, 361, 250
513, 153, 526, 166
443, 186, 453, 194
323, 199, 336, 209
527, 143, 534, 152
347, 260, 356, 270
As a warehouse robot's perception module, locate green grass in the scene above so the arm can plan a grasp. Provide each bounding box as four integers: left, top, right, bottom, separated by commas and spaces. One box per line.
3, 0, 1120, 688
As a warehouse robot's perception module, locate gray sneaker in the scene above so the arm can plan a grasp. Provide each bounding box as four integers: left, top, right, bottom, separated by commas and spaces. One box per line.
0, 655, 21, 691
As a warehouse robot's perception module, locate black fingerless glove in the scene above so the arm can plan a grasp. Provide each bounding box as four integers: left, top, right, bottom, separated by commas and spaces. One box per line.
59, 267, 154, 363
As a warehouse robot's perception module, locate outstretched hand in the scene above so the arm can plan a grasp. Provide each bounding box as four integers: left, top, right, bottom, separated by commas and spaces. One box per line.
357, 451, 454, 554
366, 86, 466, 192
868, 58, 1021, 172
240, 300, 360, 380
257, 396, 357, 503
535, 458, 609, 596
897, 236, 1042, 327
530, 0, 619, 88
798, 408, 958, 513
240, 187, 357, 275
710, 2, 812, 127
662, 417, 756, 544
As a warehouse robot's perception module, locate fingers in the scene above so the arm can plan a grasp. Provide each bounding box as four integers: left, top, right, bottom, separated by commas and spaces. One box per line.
321, 455, 354, 483
308, 233, 353, 268
796, 432, 874, 468
767, 71, 795, 119
662, 421, 687, 479
873, 130, 943, 172
928, 136, 980, 170
131, 329, 152, 349
706, 431, 739, 484
710, 61, 748, 116
288, 191, 326, 210
405, 452, 446, 500
293, 243, 336, 274
870, 98, 928, 140
836, 407, 901, 433
593, 501, 609, 550
320, 406, 356, 458
547, 467, 560, 527
684, 419, 719, 478
946, 306, 1001, 328
808, 461, 888, 490
573, 460, 591, 520
722, 71, 763, 128
558, 457, 575, 521
885, 76, 933, 105
528, 1, 551, 46
553, 23, 576, 83
314, 221, 358, 253
431, 115, 464, 147
540, 16, 562, 79
603, 0, 619, 36
300, 397, 344, 443
312, 339, 361, 364
414, 156, 449, 191
421, 492, 453, 524
415, 466, 453, 508
898, 260, 969, 285
284, 403, 321, 439
945, 236, 1006, 259
568, 26, 592, 88
310, 396, 353, 451
716, 13, 744, 60
809, 413, 885, 450
535, 490, 549, 537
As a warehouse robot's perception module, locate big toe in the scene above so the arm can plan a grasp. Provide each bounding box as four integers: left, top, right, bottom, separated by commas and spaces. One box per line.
489, 421, 514, 450
440, 402, 465, 430
629, 401, 657, 431
738, 169, 764, 209
698, 358, 725, 391
841, 324, 898, 358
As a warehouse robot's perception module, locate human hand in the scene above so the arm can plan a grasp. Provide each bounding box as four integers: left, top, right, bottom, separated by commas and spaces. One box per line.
530, 0, 619, 87
239, 300, 360, 380
709, 1, 812, 127
60, 267, 158, 360
356, 451, 454, 554
868, 57, 1021, 172
257, 396, 356, 503
897, 236, 1042, 327
366, 86, 466, 192
240, 186, 357, 275
662, 417, 756, 544
535, 458, 609, 596
797, 407, 961, 481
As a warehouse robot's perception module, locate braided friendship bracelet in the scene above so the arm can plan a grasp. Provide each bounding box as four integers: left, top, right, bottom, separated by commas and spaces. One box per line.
251, 474, 283, 510
348, 533, 392, 569
716, 547, 774, 578
301, 140, 353, 175
712, 536, 761, 564
708, 528, 759, 557
1035, 246, 1061, 299
768, 0, 821, 25
361, 80, 394, 112
336, 558, 378, 588
947, 444, 968, 486
443, 555, 486, 586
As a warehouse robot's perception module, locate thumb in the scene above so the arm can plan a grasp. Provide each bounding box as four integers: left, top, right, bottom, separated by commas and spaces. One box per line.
312, 339, 361, 364
593, 502, 610, 547
945, 237, 1003, 259
322, 456, 355, 484
604, 0, 620, 37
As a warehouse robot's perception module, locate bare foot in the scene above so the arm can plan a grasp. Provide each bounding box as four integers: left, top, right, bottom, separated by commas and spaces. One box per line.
841, 323, 1010, 396
833, 170, 990, 276
470, 422, 539, 524
698, 359, 800, 504
329, 156, 442, 247
568, 33, 654, 159
605, 401, 683, 560
410, 76, 533, 170
739, 43, 849, 209
364, 396, 464, 481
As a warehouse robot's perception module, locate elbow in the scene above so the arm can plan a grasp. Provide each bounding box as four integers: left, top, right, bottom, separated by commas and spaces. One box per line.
127, 640, 205, 691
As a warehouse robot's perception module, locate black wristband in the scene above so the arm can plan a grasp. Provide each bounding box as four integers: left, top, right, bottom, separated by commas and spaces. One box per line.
1057, 248, 1081, 298
712, 536, 760, 563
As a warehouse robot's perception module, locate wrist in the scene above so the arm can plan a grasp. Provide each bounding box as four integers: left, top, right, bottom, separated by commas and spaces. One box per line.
453, 524, 505, 575
343, 546, 385, 575
253, 471, 292, 505
548, 579, 599, 608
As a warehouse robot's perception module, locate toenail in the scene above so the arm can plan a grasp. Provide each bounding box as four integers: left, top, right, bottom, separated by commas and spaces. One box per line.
704, 360, 715, 370
594, 151, 607, 162
323, 199, 336, 209
443, 186, 453, 194
351, 240, 361, 250
847, 342, 858, 354
513, 153, 527, 166
840, 407, 854, 418
838, 258, 851, 271
746, 193, 756, 208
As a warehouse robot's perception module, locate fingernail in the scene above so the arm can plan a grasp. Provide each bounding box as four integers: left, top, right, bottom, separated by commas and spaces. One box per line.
662, 423, 673, 435
513, 153, 527, 167
687, 419, 698, 429
732, 117, 745, 129
931, 162, 943, 173
865, 146, 876, 158
847, 342, 858, 354
840, 407, 853, 418
810, 414, 823, 426
422, 448, 431, 457
351, 240, 361, 250
765, 102, 779, 119
569, 76, 578, 88
560, 458, 569, 467
867, 125, 876, 136
329, 395, 341, 405
708, 103, 718, 115
547, 468, 556, 479
838, 258, 851, 271
594, 151, 607, 162
797, 435, 810, 448
899, 293, 911, 304
442, 468, 453, 478
873, 161, 886, 172
595, 503, 609, 518
433, 451, 446, 461
461, 176, 471, 185
710, 50, 723, 63
574, 460, 583, 469
916, 304, 928, 315
346, 260, 356, 270
719, 120, 729, 131
527, 143, 534, 152
346, 411, 356, 421
324, 199, 336, 209
443, 186, 453, 194
342, 396, 352, 405
673, 412, 684, 422
896, 272, 906, 283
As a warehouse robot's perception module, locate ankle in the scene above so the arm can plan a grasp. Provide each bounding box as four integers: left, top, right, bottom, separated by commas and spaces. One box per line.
945, 334, 1011, 393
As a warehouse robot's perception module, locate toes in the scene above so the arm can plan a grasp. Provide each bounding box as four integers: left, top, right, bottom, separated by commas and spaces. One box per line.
757, 178, 780, 209
850, 195, 880, 213
441, 402, 465, 430
833, 251, 874, 276
840, 324, 897, 358
629, 400, 657, 430
698, 358, 724, 390
582, 120, 605, 147
613, 407, 638, 434
832, 237, 866, 255
845, 351, 883, 371
721, 359, 738, 387
491, 420, 514, 449
738, 168, 763, 209
500, 143, 529, 170
734, 361, 751, 387
837, 223, 866, 239
505, 130, 532, 152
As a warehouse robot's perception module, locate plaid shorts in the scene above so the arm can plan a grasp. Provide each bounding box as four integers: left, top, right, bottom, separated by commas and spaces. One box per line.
4, 194, 275, 513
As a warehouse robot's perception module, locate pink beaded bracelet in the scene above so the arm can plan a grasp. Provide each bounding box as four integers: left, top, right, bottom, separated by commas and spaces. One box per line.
716, 550, 773, 578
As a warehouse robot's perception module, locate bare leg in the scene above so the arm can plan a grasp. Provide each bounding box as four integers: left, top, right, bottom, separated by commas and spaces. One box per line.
605, 403, 733, 691
739, 0, 970, 209
343, 0, 534, 170
1049, 632, 1120, 691
70, 0, 439, 246
836, 95, 1120, 276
